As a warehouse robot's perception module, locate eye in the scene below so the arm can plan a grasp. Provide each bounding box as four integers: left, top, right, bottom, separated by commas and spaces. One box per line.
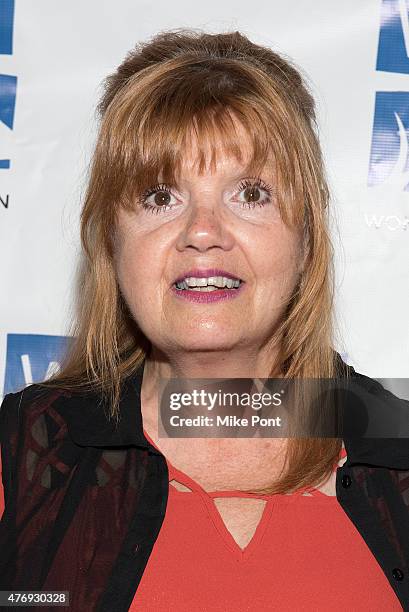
139, 183, 179, 214
233, 177, 275, 209
138, 177, 275, 214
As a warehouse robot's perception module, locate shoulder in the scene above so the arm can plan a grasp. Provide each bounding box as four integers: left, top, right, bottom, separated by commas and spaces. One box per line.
348, 367, 409, 408
0, 382, 123, 451
1, 382, 69, 416
0, 384, 76, 452
0, 385, 84, 511
338, 360, 408, 406
340, 367, 409, 468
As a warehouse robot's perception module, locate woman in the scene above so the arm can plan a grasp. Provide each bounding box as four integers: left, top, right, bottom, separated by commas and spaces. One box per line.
0, 29, 408, 611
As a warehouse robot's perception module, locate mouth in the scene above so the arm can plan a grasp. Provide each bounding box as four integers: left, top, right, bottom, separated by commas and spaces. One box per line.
172, 268, 244, 292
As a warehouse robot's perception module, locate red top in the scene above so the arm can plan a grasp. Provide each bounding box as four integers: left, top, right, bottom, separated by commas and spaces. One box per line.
0, 440, 401, 610
130, 432, 401, 611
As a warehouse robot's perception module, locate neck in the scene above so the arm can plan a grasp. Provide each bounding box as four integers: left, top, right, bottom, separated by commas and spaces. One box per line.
140, 344, 284, 432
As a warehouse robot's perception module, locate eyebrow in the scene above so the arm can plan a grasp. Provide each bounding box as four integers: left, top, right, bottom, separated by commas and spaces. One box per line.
169, 167, 272, 185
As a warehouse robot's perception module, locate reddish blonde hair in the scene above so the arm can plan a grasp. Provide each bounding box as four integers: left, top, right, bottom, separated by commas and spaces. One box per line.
36, 28, 349, 494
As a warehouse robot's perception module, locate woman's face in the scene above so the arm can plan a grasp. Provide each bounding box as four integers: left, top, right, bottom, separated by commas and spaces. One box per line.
113, 120, 304, 358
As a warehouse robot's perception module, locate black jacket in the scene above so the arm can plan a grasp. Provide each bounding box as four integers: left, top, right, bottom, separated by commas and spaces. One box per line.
1, 358, 409, 611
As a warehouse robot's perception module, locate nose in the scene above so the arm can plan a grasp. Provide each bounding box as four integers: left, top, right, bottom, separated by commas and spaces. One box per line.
175, 202, 235, 253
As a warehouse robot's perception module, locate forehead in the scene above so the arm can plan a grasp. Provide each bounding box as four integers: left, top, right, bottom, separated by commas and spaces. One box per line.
166, 118, 275, 182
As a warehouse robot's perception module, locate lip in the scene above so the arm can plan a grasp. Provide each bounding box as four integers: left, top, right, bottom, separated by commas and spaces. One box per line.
172, 268, 243, 285
171, 281, 246, 303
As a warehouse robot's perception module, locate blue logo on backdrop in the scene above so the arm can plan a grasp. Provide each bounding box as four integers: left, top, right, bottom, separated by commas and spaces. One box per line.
3, 333, 72, 395
368, 92, 409, 191
0, 0, 17, 170
377, 0, 409, 73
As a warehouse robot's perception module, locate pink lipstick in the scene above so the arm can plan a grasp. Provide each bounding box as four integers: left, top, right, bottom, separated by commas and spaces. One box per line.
171, 268, 245, 303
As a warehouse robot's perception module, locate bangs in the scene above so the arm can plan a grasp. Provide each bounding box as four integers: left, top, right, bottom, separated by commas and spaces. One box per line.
99, 58, 307, 227
121, 105, 273, 204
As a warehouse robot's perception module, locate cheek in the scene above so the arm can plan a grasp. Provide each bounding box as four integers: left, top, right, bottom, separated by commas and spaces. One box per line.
114, 219, 149, 282
119, 248, 145, 285
253, 227, 302, 284
114, 230, 167, 321
115, 252, 156, 328
114, 232, 148, 305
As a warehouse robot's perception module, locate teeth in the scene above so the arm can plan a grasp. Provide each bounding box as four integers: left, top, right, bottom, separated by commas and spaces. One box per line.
174, 276, 241, 290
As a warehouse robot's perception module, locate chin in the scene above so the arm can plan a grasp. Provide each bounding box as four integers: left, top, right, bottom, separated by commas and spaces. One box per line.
168, 335, 240, 353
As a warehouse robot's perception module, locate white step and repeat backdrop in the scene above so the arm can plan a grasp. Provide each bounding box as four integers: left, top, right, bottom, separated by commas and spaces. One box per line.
1, 0, 408, 398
